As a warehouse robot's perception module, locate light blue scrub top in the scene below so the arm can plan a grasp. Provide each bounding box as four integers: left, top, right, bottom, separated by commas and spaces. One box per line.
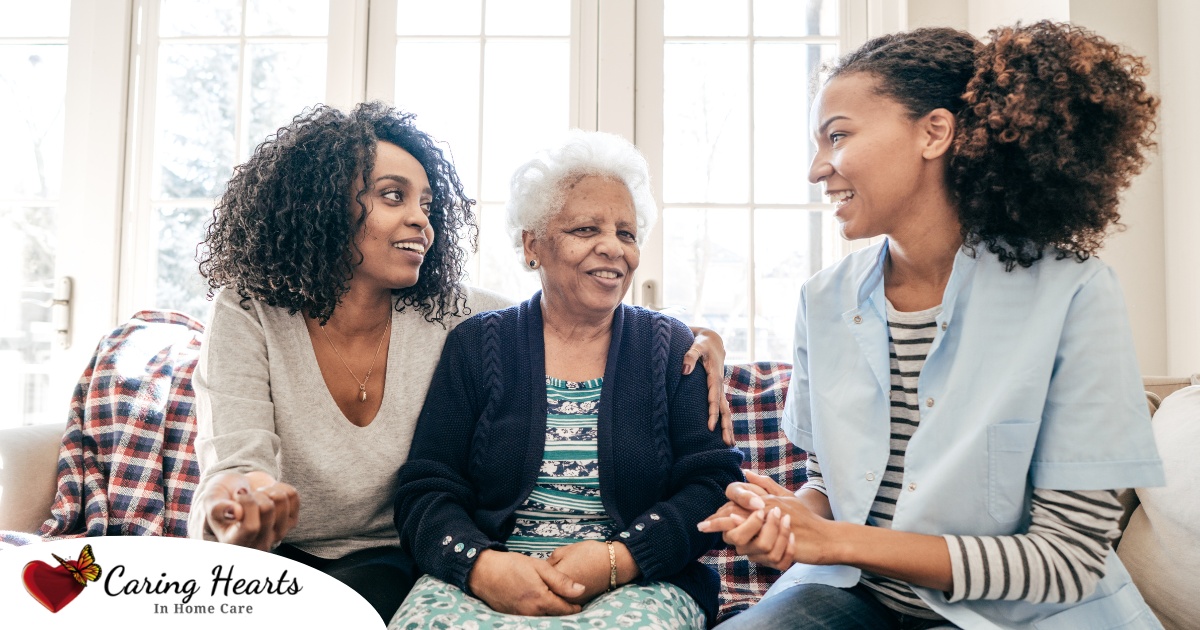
776, 240, 1165, 629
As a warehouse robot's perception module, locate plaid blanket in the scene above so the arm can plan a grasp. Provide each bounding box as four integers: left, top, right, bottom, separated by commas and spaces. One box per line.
17, 311, 204, 543
700, 362, 805, 622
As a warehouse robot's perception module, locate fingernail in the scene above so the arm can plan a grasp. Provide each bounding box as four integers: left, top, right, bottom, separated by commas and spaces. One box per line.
771, 506, 782, 518
730, 513, 745, 524
748, 496, 765, 510
573, 582, 584, 592
683, 364, 693, 374
223, 508, 235, 521
697, 521, 710, 531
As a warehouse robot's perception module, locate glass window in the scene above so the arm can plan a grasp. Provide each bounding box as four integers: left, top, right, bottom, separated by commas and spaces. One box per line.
143, 0, 331, 320
659, 0, 839, 363
392, 0, 570, 301
0, 1, 70, 428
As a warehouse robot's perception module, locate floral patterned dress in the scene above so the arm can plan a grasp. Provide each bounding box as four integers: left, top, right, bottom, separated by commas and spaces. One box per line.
388, 377, 705, 630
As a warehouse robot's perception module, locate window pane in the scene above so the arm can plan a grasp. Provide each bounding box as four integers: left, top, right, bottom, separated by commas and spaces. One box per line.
754, 42, 836, 204
155, 206, 213, 321
663, 43, 749, 204
245, 42, 327, 159
662, 207, 751, 363
664, 0, 748, 37
0, 45, 67, 199
754, 208, 820, 360
485, 0, 569, 36
397, 0, 482, 36
0, 0, 70, 37
472, 203, 540, 301
246, 0, 329, 36
159, 0, 242, 37
480, 39, 569, 201
395, 42, 481, 195
0, 206, 56, 428
753, 0, 838, 37
153, 44, 239, 199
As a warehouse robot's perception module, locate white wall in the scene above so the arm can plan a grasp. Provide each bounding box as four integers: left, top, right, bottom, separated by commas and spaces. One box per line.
1158, 0, 1200, 376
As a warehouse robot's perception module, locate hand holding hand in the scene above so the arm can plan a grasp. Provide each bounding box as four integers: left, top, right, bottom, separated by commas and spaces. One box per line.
468, 550, 585, 616
199, 471, 299, 551
547, 540, 640, 605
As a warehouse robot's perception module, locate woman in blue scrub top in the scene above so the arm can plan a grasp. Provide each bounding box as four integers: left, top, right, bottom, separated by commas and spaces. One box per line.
702, 22, 1165, 630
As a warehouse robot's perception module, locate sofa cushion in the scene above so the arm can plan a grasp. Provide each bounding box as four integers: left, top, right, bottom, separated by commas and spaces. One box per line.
699, 362, 804, 622
1118, 385, 1200, 630
0, 422, 64, 533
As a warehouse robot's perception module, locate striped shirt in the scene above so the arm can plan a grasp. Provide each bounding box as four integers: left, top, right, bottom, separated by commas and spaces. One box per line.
506, 377, 615, 558
802, 301, 1123, 614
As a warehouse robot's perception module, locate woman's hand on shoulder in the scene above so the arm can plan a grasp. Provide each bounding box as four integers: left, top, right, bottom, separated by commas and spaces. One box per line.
468, 550, 585, 616
198, 471, 299, 551
685, 326, 734, 446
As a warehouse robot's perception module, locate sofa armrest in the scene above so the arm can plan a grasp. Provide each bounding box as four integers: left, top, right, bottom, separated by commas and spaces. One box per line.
0, 422, 63, 533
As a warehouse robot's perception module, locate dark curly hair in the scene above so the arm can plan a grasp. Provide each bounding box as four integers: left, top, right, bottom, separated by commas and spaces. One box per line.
827, 22, 1158, 269
199, 102, 477, 324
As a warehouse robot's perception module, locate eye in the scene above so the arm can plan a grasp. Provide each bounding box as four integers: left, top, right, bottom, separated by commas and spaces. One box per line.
618, 230, 637, 242
420, 200, 432, 215
571, 226, 597, 235
829, 132, 846, 145
382, 189, 403, 202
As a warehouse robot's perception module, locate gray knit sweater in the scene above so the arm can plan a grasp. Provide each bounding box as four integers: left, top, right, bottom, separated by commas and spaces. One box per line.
188, 286, 513, 558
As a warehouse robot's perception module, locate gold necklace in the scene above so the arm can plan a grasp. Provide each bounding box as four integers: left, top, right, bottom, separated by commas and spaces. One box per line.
320, 316, 391, 403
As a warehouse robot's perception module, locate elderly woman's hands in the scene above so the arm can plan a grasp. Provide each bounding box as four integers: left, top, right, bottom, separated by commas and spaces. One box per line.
547, 540, 640, 604
199, 471, 299, 551
468, 549, 586, 616
685, 326, 734, 446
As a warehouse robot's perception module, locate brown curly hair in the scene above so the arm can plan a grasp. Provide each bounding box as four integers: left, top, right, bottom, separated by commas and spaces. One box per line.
199, 102, 477, 325
827, 22, 1158, 269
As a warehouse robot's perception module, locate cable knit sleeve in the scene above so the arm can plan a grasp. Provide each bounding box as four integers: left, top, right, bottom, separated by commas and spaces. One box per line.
393, 317, 498, 592
616, 317, 745, 581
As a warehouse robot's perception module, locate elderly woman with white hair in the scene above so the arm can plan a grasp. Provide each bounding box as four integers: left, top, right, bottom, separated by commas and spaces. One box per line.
389, 131, 743, 629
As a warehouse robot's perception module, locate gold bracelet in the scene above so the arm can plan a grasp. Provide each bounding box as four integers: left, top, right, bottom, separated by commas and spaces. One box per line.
607, 540, 618, 591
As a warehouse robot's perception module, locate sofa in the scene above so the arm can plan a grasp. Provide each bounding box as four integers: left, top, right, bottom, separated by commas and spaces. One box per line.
0, 313, 1194, 625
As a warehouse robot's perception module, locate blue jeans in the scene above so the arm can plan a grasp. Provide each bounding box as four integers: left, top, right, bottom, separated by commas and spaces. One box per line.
715, 583, 955, 630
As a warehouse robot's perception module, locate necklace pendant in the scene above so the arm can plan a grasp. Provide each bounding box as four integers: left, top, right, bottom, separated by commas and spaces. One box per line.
359, 385, 367, 403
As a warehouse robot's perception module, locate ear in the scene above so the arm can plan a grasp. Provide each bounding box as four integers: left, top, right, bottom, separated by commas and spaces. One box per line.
919, 108, 956, 160
521, 230, 539, 267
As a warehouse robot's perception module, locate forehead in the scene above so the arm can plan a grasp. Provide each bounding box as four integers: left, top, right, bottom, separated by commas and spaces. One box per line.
557, 175, 635, 220
373, 141, 429, 186
810, 73, 898, 128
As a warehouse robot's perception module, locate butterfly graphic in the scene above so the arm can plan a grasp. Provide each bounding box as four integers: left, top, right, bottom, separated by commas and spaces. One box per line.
51, 544, 102, 586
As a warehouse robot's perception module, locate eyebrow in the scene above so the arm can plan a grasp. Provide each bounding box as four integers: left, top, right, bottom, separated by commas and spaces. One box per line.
375, 174, 432, 197
816, 115, 849, 137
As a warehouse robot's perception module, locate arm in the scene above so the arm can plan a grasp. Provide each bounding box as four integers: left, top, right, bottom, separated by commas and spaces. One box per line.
190, 294, 298, 549
615, 333, 745, 581
684, 326, 733, 446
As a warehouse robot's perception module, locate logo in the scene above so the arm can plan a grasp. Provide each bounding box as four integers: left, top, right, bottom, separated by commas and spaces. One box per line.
22, 544, 103, 612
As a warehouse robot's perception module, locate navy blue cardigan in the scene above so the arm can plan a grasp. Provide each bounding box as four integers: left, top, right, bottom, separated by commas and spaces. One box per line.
394, 294, 744, 624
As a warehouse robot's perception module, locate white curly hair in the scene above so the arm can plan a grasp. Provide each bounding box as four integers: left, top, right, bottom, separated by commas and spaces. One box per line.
505, 130, 657, 255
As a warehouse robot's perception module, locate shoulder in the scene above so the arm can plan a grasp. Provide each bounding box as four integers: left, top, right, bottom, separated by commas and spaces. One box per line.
618, 305, 694, 358
461, 285, 518, 313
973, 248, 1117, 297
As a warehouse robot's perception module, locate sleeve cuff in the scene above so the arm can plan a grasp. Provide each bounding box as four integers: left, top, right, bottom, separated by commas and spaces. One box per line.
944, 534, 970, 603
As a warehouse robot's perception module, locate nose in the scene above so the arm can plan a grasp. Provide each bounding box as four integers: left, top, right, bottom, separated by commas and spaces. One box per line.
594, 230, 625, 259
808, 149, 831, 185
406, 203, 430, 232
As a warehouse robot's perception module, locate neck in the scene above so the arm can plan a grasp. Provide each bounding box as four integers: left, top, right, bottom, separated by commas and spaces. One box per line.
884, 190, 962, 290
320, 286, 393, 335
539, 293, 613, 343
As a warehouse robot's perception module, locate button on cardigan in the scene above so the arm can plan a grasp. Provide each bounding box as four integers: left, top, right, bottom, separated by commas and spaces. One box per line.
394, 293, 744, 624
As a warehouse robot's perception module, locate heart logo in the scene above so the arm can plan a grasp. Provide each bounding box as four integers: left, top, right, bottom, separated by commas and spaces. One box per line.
23, 561, 85, 612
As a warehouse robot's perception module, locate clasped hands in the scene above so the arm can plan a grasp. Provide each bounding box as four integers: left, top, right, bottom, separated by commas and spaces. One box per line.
468, 540, 638, 616
199, 471, 300, 551
698, 471, 835, 571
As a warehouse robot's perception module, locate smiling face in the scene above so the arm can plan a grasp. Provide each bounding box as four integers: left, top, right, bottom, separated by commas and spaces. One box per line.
524, 175, 640, 322
808, 73, 951, 241
350, 141, 434, 293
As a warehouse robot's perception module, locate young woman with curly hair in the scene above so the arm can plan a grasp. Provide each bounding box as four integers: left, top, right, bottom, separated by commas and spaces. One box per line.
702, 22, 1164, 630
188, 103, 732, 621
